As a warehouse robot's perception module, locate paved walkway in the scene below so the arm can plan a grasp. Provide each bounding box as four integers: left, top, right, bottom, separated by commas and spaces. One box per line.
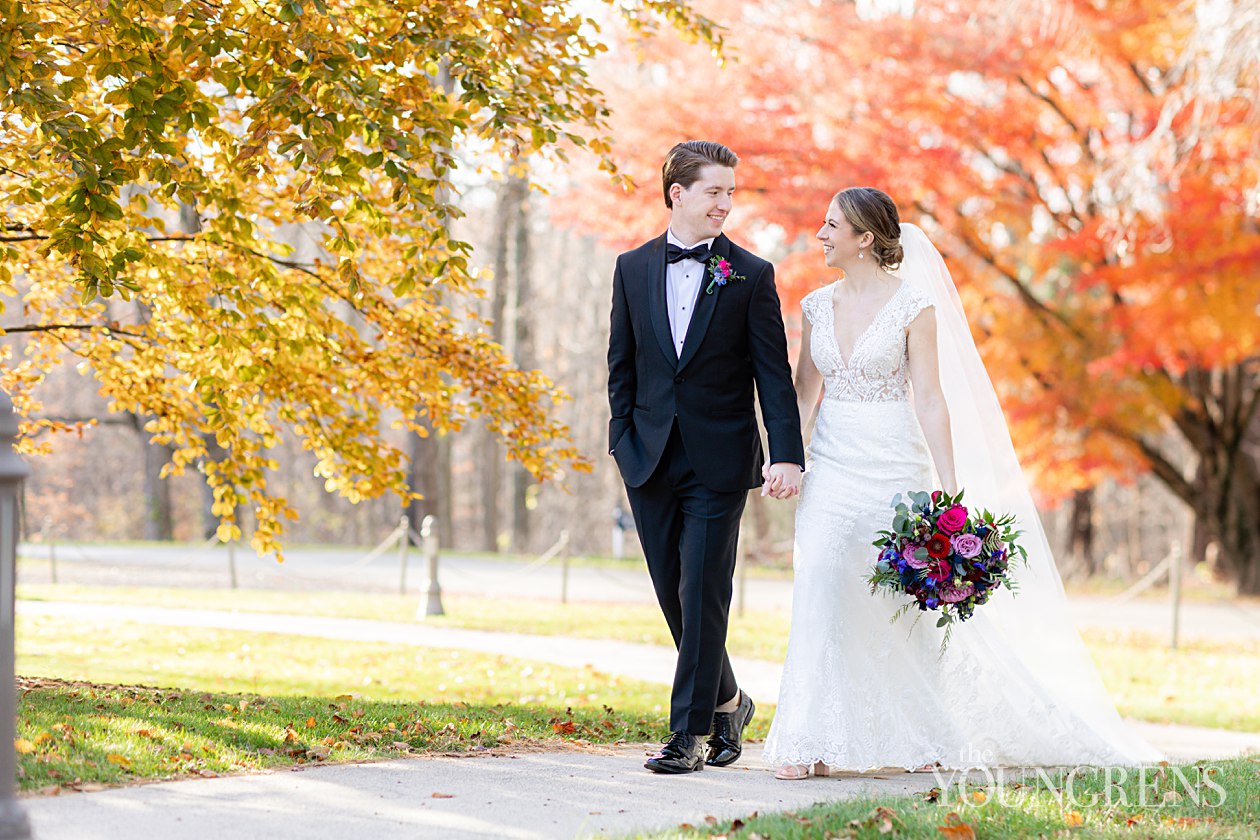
18, 600, 1260, 764
19, 541, 1260, 642
23, 744, 950, 840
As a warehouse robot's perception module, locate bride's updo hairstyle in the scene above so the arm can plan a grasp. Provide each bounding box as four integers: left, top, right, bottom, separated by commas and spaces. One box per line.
834, 187, 904, 271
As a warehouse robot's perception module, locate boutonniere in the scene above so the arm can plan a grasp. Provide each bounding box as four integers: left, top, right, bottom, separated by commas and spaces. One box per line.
705, 255, 746, 295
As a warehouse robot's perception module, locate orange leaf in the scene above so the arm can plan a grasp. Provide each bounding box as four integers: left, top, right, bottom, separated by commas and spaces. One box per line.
106, 753, 132, 768
937, 824, 976, 840
13, 739, 35, 754
305, 717, 317, 728
1065, 810, 1084, 827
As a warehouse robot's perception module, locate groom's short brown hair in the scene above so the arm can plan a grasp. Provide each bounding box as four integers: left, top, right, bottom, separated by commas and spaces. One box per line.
662, 141, 739, 209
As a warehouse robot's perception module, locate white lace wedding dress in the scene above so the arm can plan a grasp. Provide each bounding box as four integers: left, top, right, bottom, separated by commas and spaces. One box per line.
762, 278, 1160, 771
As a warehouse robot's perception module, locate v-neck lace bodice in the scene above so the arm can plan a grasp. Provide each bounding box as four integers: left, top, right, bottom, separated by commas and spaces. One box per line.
801, 281, 934, 403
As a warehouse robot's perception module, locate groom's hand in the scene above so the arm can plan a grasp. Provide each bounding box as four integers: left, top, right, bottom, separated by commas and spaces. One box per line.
761, 462, 802, 500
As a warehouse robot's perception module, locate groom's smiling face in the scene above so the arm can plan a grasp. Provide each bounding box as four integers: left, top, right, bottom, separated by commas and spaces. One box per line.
669, 164, 735, 244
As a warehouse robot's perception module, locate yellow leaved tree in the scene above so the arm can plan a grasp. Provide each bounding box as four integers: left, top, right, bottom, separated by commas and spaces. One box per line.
0, 0, 719, 556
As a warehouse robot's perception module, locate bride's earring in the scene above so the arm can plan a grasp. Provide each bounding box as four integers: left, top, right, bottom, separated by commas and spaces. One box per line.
858, 250, 864, 259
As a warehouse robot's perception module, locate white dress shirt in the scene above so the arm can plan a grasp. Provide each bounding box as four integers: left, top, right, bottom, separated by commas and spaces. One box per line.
665, 229, 714, 358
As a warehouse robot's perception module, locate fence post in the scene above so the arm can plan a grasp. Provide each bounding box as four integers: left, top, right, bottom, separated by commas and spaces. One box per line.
397, 514, 409, 596
0, 392, 33, 839
558, 529, 572, 604
421, 515, 444, 617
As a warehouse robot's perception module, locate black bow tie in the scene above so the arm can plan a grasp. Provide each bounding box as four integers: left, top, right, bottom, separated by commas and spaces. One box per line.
667, 244, 712, 264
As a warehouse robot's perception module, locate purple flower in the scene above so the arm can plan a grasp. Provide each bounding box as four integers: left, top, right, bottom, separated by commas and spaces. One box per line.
901, 542, 929, 569
951, 533, 983, 559
940, 582, 976, 604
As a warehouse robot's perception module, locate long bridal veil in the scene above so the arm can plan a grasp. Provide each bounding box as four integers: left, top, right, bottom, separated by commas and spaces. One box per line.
897, 222, 1160, 764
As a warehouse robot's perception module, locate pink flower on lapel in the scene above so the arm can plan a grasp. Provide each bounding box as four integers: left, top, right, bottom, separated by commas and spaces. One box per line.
705, 256, 746, 295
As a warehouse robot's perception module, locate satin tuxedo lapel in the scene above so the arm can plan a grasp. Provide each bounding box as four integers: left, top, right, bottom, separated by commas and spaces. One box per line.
676, 233, 728, 373
643, 234, 676, 368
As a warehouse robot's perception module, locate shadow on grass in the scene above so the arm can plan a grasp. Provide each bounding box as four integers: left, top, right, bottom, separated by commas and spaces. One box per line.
17, 676, 668, 793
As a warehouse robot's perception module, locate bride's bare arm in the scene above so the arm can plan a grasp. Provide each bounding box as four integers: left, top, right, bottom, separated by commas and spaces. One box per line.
794, 312, 823, 435
907, 308, 959, 494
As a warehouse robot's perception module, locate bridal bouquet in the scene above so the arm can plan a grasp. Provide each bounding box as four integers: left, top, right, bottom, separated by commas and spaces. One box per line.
866, 489, 1026, 651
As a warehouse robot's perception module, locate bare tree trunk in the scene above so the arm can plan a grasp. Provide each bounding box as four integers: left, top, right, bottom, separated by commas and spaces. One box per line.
1066, 487, 1095, 578
199, 431, 223, 540
141, 425, 174, 540
408, 429, 450, 543
407, 63, 456, 549
746, 491, 770, 565
1194, 444, 1260, 594
511, 162, 534, 553
480, 171, 527, 552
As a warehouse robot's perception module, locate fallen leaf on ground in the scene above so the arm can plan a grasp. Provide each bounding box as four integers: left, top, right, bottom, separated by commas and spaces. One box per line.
431, 792, 455, 799
1065, 811, 1084, 827
14, 739, 35, 754
937, 811, 974, 839
106, 754, 132, 769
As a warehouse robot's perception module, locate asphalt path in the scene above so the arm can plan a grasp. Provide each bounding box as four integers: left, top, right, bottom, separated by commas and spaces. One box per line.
18, 541, 1260, 642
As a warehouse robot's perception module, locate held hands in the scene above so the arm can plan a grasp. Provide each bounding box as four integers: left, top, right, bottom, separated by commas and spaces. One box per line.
761, 462, 802, 500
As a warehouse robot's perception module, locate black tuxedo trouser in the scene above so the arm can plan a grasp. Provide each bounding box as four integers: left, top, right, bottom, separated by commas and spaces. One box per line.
624, 422, 746, 734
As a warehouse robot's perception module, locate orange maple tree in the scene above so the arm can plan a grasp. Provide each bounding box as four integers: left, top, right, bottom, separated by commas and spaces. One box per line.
560, 0, 1260, 591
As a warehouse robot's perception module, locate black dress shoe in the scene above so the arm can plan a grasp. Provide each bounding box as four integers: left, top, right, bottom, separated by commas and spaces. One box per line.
644, 732, 704, 774
706, 690, 755, 767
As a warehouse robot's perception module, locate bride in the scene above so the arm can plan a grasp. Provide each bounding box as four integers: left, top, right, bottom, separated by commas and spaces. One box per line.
761, 187, 1161, 779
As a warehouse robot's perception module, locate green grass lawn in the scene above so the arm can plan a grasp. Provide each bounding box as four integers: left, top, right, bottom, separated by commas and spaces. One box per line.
631, 757, 1260, 839
15, 614, 690, 792
19, 583, 1260, 733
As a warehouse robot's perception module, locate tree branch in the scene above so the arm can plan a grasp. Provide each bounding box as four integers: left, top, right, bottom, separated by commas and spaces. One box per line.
2, 232, 329, 279
0, 323, 146, 339
1015, 75, 1097, 165
1096, 423, 1197, 504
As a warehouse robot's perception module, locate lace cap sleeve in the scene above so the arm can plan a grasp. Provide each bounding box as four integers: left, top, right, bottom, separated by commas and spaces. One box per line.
800, 286, 829, 327
896, 283, 935, 329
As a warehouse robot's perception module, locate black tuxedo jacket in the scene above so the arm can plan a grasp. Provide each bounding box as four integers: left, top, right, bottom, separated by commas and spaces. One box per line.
607, 232, 804, 492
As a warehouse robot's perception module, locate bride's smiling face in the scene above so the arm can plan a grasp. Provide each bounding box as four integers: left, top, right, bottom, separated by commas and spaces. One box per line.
816, 200, 872, 268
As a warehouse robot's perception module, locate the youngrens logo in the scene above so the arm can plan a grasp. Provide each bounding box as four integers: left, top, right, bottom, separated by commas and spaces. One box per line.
926, 763, 1229, 811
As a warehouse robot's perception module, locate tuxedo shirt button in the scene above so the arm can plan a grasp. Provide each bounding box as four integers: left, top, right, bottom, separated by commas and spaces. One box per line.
674, 376, 684, 384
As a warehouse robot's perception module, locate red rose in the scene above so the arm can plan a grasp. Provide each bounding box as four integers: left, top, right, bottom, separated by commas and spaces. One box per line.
937, 505, 968, 535
926, 532, 952, 559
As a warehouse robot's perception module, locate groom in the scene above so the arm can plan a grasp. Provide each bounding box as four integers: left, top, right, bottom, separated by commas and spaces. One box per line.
607, 140, 804, 774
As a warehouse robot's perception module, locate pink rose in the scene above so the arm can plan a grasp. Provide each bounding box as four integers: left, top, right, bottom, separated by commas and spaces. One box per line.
951, 533, 983, 559
940, 582, 976, 603
937, 504, 968, 535
901, 542, 929, 569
